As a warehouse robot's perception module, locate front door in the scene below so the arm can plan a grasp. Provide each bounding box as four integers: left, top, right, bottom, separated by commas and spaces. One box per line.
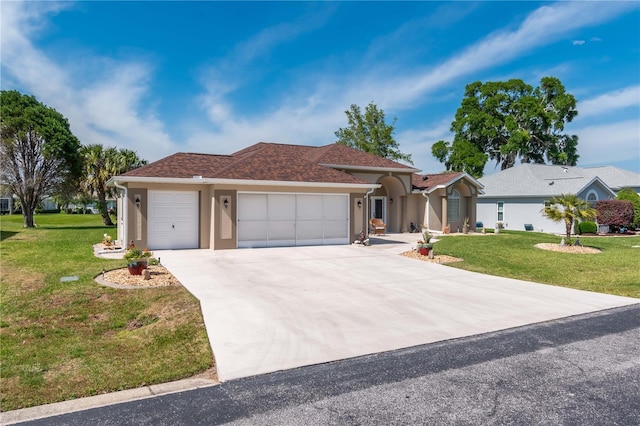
370, 196, 387, 225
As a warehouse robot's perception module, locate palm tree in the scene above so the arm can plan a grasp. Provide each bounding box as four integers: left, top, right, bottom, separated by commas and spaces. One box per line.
81, 145, 146, 226
541, 193, 597, 244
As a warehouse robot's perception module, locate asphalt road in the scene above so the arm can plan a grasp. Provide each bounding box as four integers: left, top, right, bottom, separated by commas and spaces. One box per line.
17, 304, 640, 425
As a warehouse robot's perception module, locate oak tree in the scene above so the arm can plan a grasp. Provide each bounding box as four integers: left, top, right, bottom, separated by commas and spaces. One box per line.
432, 77, 578, 178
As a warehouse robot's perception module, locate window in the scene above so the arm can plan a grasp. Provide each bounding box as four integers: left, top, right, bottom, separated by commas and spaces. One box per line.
448, 190, 460, 222
497, 201, 504, 222
586, 190, 598, 207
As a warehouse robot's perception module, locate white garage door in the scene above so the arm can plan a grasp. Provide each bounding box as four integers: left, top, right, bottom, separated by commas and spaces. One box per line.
147, 191, 199, 250
238, 193, 349, 248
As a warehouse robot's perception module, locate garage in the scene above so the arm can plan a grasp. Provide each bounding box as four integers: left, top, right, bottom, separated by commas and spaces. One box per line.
237, 193, 349, 248
147, 190, 199, 249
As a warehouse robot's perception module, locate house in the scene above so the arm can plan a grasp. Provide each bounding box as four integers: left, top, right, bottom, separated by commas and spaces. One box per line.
107, 142, 483, 250
476, 164, 640, 234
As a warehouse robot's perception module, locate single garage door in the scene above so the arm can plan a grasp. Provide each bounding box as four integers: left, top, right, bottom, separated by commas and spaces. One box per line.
147, 190, 199, 249
237, 193, 349, 248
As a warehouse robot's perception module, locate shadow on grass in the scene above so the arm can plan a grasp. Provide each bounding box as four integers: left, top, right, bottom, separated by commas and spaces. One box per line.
0, 230, 19, 241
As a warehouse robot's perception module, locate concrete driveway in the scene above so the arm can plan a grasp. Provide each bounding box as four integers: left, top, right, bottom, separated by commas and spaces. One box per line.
157, 235, 638, 381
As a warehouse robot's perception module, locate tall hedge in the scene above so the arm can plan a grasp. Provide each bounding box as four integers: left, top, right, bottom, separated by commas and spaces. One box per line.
616, 188, 640, 229
596, 200, 634, 227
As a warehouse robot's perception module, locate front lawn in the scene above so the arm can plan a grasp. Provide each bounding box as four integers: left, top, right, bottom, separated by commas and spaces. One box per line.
0, 213, 214, 412
434, 231, 640, 298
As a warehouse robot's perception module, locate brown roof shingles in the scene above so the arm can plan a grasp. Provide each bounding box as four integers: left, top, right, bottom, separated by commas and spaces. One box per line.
122, 142, 400, 184
122, 153, 235, 178
412, 172, 464, 191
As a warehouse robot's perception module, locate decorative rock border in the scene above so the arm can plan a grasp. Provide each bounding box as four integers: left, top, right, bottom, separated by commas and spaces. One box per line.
534, 243, 601, 254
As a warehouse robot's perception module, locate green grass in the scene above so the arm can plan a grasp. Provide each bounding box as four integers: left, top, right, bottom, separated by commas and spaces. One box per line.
0, 213, 213, 412
434, 231, 640, 298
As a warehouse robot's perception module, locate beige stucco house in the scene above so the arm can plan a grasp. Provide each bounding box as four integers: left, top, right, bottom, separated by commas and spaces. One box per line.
107, 142, 483, 250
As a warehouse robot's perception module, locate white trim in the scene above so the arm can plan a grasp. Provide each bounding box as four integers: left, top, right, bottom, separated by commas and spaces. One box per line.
370, 196, 387, 226
108, 175, 379, 190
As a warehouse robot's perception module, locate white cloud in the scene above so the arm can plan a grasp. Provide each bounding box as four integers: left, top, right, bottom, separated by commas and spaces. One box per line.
575, 120, 640, 165
577, 85, 640, 119
573, 40, 586, 45
0, 1, 176, 160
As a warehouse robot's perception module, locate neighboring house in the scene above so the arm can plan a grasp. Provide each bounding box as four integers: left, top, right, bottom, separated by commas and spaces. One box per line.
107, 142, 482, 250
0, 196, 13, 214
476, 164, 640, 234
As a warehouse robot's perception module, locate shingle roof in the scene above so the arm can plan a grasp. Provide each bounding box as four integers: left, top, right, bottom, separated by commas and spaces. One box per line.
478, 164, 638, 197
121, 142, 414, 184
412, 172, 464, 191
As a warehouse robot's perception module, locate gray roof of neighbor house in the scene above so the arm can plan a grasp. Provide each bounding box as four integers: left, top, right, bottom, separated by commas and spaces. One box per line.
479, 164, 639, 197
116, 142, 417, 185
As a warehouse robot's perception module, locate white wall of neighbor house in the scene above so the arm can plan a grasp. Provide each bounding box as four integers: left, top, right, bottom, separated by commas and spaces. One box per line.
477, 197, 566, 234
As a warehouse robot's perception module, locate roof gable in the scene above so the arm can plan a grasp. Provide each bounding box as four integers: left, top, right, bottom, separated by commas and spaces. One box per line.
412, 172, 464, 191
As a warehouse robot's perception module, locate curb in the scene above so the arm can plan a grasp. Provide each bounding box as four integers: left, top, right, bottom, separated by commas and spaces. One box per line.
0, 378, 217, 425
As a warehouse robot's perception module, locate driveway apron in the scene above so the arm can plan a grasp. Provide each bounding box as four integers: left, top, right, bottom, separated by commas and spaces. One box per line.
157, 238, 638, 381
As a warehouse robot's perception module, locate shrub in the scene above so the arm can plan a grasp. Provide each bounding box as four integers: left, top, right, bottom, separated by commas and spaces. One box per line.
616, 188, 640, 229
596, 200, 634, 227
578, 221, 597, 234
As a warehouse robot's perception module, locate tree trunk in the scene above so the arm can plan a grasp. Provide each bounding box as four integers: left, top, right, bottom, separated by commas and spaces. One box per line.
565, 219, 572, 244
97, 189, 114, 226
23, 210, 35, 228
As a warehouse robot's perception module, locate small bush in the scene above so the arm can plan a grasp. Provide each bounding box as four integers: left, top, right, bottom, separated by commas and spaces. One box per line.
578, 221, 597, 234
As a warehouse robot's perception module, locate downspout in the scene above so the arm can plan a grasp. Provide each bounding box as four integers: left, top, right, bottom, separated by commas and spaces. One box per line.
365, 187, 375, 236
113, 180, 128, 247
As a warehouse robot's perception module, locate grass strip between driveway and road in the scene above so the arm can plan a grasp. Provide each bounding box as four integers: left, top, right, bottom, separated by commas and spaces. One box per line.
0, 214, 214, 412
433, 231, 640, 299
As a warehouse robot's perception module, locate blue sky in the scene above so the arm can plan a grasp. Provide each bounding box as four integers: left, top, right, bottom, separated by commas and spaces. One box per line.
2, 1, 639, 175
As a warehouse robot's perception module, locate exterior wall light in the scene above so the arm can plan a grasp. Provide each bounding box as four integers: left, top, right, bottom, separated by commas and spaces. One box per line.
390, 198, 394, 204
357, 200, 362, 208
223, 198, 229, 209
135, 196, 141, 208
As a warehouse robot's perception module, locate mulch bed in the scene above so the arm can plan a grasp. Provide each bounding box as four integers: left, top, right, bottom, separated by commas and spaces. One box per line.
400, 250, 463, 264
100, 265, 182, 288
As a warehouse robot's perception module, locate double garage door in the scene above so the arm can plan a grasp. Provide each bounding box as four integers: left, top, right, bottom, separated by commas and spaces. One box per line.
238, 193, 349, 248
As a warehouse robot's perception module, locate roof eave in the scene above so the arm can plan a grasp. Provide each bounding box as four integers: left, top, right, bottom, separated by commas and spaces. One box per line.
107, 176, 381, 190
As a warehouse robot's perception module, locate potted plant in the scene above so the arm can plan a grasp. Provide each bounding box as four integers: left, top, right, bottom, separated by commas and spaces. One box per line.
124, 246, 152, 275
417, 230, 433, 256
495, 221, 504, 234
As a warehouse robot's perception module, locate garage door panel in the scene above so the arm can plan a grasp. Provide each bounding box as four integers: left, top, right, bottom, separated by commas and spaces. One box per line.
268, 221, 295, 241
297, 195, 323, 220
323, 220, 348, 239
296, 220, 323, 241
323, 195, 348, 219
148, 191, 199, 250
268, 195, 296, 220
238, 194, 267, 221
